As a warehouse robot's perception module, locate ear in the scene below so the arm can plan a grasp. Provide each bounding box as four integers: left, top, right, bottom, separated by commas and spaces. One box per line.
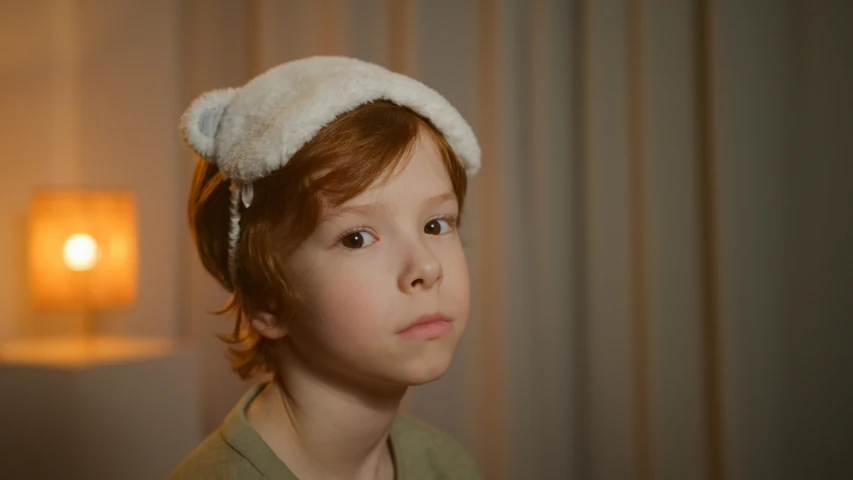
250, 311, 288, 340
180, 87, 237, 161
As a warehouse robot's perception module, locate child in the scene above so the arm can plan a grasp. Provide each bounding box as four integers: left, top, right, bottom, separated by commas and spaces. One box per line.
169, 57, 482, 479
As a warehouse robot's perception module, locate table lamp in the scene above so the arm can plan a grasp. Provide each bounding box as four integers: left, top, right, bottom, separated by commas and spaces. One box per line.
4, 197, 194, 477
27, 189, 137, 339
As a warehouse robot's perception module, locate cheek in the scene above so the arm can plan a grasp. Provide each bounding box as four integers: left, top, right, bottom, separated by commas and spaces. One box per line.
441, 246, 471, 321
316, 280, 383, 322
297, 262, 391, 345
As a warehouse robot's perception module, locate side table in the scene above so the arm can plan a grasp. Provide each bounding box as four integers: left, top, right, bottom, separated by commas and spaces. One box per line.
0, 336, 202, 480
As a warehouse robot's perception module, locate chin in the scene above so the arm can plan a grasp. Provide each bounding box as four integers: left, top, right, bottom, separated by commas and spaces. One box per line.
398, 348, 456, 386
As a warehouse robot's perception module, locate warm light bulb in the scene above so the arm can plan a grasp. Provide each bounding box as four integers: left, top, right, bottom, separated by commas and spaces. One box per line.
63, 233, 99, 271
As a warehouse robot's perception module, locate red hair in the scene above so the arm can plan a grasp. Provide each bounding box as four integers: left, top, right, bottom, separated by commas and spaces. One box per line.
188, 101, 468, 379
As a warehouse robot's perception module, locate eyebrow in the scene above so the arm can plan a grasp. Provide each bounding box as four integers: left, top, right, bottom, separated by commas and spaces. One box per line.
325, 191, 457, 219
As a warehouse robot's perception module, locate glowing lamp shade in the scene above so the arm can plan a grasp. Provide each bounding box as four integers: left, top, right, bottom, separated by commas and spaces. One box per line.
28, 190, 137, 309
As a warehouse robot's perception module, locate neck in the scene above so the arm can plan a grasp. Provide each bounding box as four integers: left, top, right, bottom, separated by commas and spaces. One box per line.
247, 343, 406, 480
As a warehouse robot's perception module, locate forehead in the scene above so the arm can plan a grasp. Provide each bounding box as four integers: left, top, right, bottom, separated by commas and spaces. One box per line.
341, 133, 452, 207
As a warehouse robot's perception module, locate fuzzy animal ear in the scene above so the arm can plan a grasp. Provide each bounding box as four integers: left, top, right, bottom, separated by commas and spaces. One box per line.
180, 88, 237, 161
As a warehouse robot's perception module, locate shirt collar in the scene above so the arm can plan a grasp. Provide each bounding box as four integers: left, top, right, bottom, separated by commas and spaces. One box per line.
220, 382, 407, 479
221, 383, 298, 479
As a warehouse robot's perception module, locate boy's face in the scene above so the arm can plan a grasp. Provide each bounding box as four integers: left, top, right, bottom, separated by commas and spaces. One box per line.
280, 133, 470, 391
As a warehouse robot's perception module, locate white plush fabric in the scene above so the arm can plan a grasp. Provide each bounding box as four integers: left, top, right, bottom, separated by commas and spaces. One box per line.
181, 56, 481, 182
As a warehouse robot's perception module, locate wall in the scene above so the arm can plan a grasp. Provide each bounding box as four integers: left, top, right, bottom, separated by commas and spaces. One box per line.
0, 0, 183, 341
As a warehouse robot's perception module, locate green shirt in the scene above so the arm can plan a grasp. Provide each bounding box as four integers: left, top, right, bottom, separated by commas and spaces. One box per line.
169, 383, 481, 479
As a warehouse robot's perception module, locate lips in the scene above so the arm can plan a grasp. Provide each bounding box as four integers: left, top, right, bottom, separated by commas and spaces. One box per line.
398, 313, 452, 340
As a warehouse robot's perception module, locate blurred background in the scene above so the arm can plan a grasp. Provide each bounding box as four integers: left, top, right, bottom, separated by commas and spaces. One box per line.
1, 0, 851, 479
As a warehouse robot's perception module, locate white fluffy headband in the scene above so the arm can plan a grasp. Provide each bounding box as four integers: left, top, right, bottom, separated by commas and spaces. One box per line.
180, 56, 481, 285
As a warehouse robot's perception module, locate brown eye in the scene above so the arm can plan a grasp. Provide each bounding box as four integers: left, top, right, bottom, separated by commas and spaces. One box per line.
424, 218, 452, 235
339, 231, 376, 249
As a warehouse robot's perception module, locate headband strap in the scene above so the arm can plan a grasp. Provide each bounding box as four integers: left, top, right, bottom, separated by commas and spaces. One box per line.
226, 180, 242, 285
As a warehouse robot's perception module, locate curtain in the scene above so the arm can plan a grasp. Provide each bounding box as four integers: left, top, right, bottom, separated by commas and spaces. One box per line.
182, 1, 853, 479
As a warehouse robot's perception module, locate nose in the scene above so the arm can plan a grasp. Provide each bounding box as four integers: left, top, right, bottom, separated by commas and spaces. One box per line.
398, 238, 443, 293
